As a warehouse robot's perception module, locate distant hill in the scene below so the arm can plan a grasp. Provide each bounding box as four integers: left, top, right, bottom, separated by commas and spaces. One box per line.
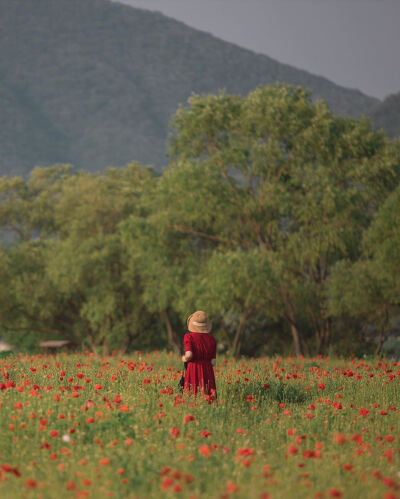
368, 92, 400, 139
0, 0, 381, 175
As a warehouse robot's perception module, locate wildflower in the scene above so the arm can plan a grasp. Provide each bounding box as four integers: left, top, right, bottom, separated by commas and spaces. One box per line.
184, 415, 195, 423
226, 481, 239, 493
351, 433, 363, 445
24, 478, 38, 488
333, 433, 346, 445
237, 448, 254, 456
201, 430, 211, 438
160, 466, 171, 476
381, 477, 396, 488
328, 489, 342, 497
198, 445, 210, 457
161, 477, 173, 490
384, 449, 394, 463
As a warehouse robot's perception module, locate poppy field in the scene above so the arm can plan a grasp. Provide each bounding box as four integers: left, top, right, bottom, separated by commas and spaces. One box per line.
0, 351, 399, 499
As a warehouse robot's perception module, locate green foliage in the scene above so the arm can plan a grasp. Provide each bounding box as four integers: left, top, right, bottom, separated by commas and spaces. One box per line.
158, 85, 400, 355
0, 0, 380, 176
328, 182, 400, 352
0, 84, 399, 356
0, 163, 159, 353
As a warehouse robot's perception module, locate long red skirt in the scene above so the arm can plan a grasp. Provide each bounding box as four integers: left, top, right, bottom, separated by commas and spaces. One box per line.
184, 360, 216, 396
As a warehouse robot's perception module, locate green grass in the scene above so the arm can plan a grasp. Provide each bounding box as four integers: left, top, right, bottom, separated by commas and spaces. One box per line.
0, 352, 398, 498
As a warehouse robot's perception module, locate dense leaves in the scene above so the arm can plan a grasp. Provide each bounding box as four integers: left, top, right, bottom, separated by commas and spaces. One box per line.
0, 85, 399, 356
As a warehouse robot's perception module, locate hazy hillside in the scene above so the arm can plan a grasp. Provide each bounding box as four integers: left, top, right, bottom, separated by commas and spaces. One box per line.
0, 0, 380, 175
368, 92, 400, 139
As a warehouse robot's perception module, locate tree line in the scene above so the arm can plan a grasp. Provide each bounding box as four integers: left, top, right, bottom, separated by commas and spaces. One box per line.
1, 85, 399, 357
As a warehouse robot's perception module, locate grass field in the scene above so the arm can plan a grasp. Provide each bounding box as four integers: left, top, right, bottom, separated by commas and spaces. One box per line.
0, 351, 398, 498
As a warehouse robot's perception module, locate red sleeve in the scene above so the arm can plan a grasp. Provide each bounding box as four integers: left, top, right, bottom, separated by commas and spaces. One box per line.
184, 334, 193, 353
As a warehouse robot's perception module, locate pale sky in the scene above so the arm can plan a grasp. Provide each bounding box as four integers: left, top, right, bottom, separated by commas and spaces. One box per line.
114, 0, 400, 100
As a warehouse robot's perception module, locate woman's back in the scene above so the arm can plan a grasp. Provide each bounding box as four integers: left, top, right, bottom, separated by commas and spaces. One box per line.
184, 332, 216, 362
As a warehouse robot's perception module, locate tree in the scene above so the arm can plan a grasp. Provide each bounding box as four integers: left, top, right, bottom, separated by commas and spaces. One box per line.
0, 165, 71, 241
0, 163, 157, 353
328, 180, 400, 354
182, 249, 281, 357
155, 84, 399, 355
120, 209, 199, 354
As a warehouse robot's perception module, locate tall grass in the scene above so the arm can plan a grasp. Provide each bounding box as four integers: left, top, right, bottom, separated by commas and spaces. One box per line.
0, 352, 398, 498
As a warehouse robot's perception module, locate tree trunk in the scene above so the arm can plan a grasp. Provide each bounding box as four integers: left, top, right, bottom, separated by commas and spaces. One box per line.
374, 309, 389, 356
316, 318, 331, 355
118, 336, 129, 355
289, 322, 303, 357
220, 322, 233, 351
161, 309, 180, 354
232, 311, 249, 358
281, 289, 303, 357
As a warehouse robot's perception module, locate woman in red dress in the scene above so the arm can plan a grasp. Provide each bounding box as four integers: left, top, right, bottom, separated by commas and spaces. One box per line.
181, 310, 217, 397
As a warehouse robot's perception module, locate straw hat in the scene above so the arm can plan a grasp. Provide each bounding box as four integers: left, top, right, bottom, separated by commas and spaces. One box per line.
187, 310, 212, 333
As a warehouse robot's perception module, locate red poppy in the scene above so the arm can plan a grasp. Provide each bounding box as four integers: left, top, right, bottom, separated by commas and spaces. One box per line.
333, 433, 347, 445
161, 477, 173, 490
198, 445, 210, 457
170, 428, 180, 438
226, 481, 239, 493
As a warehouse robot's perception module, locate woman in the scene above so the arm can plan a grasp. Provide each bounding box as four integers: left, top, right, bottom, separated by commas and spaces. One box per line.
181, 310, 217, 397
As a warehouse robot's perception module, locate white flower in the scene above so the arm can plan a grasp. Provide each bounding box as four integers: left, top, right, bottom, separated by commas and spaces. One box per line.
62, 434, 71, 443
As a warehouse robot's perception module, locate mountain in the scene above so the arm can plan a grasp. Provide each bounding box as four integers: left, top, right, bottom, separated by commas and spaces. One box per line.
368, 92, 400, 139
0, 0, 381, 176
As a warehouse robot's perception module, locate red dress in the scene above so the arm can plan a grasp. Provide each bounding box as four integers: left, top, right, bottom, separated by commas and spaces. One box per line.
183, 332, 217, 396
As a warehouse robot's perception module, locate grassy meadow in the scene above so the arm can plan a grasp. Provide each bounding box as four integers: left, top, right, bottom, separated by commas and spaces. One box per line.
0, 351, 398, 499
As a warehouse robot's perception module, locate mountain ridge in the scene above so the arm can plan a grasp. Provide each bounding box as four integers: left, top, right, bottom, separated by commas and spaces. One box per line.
0, 0, 386, 175
368, 91, 400, 139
